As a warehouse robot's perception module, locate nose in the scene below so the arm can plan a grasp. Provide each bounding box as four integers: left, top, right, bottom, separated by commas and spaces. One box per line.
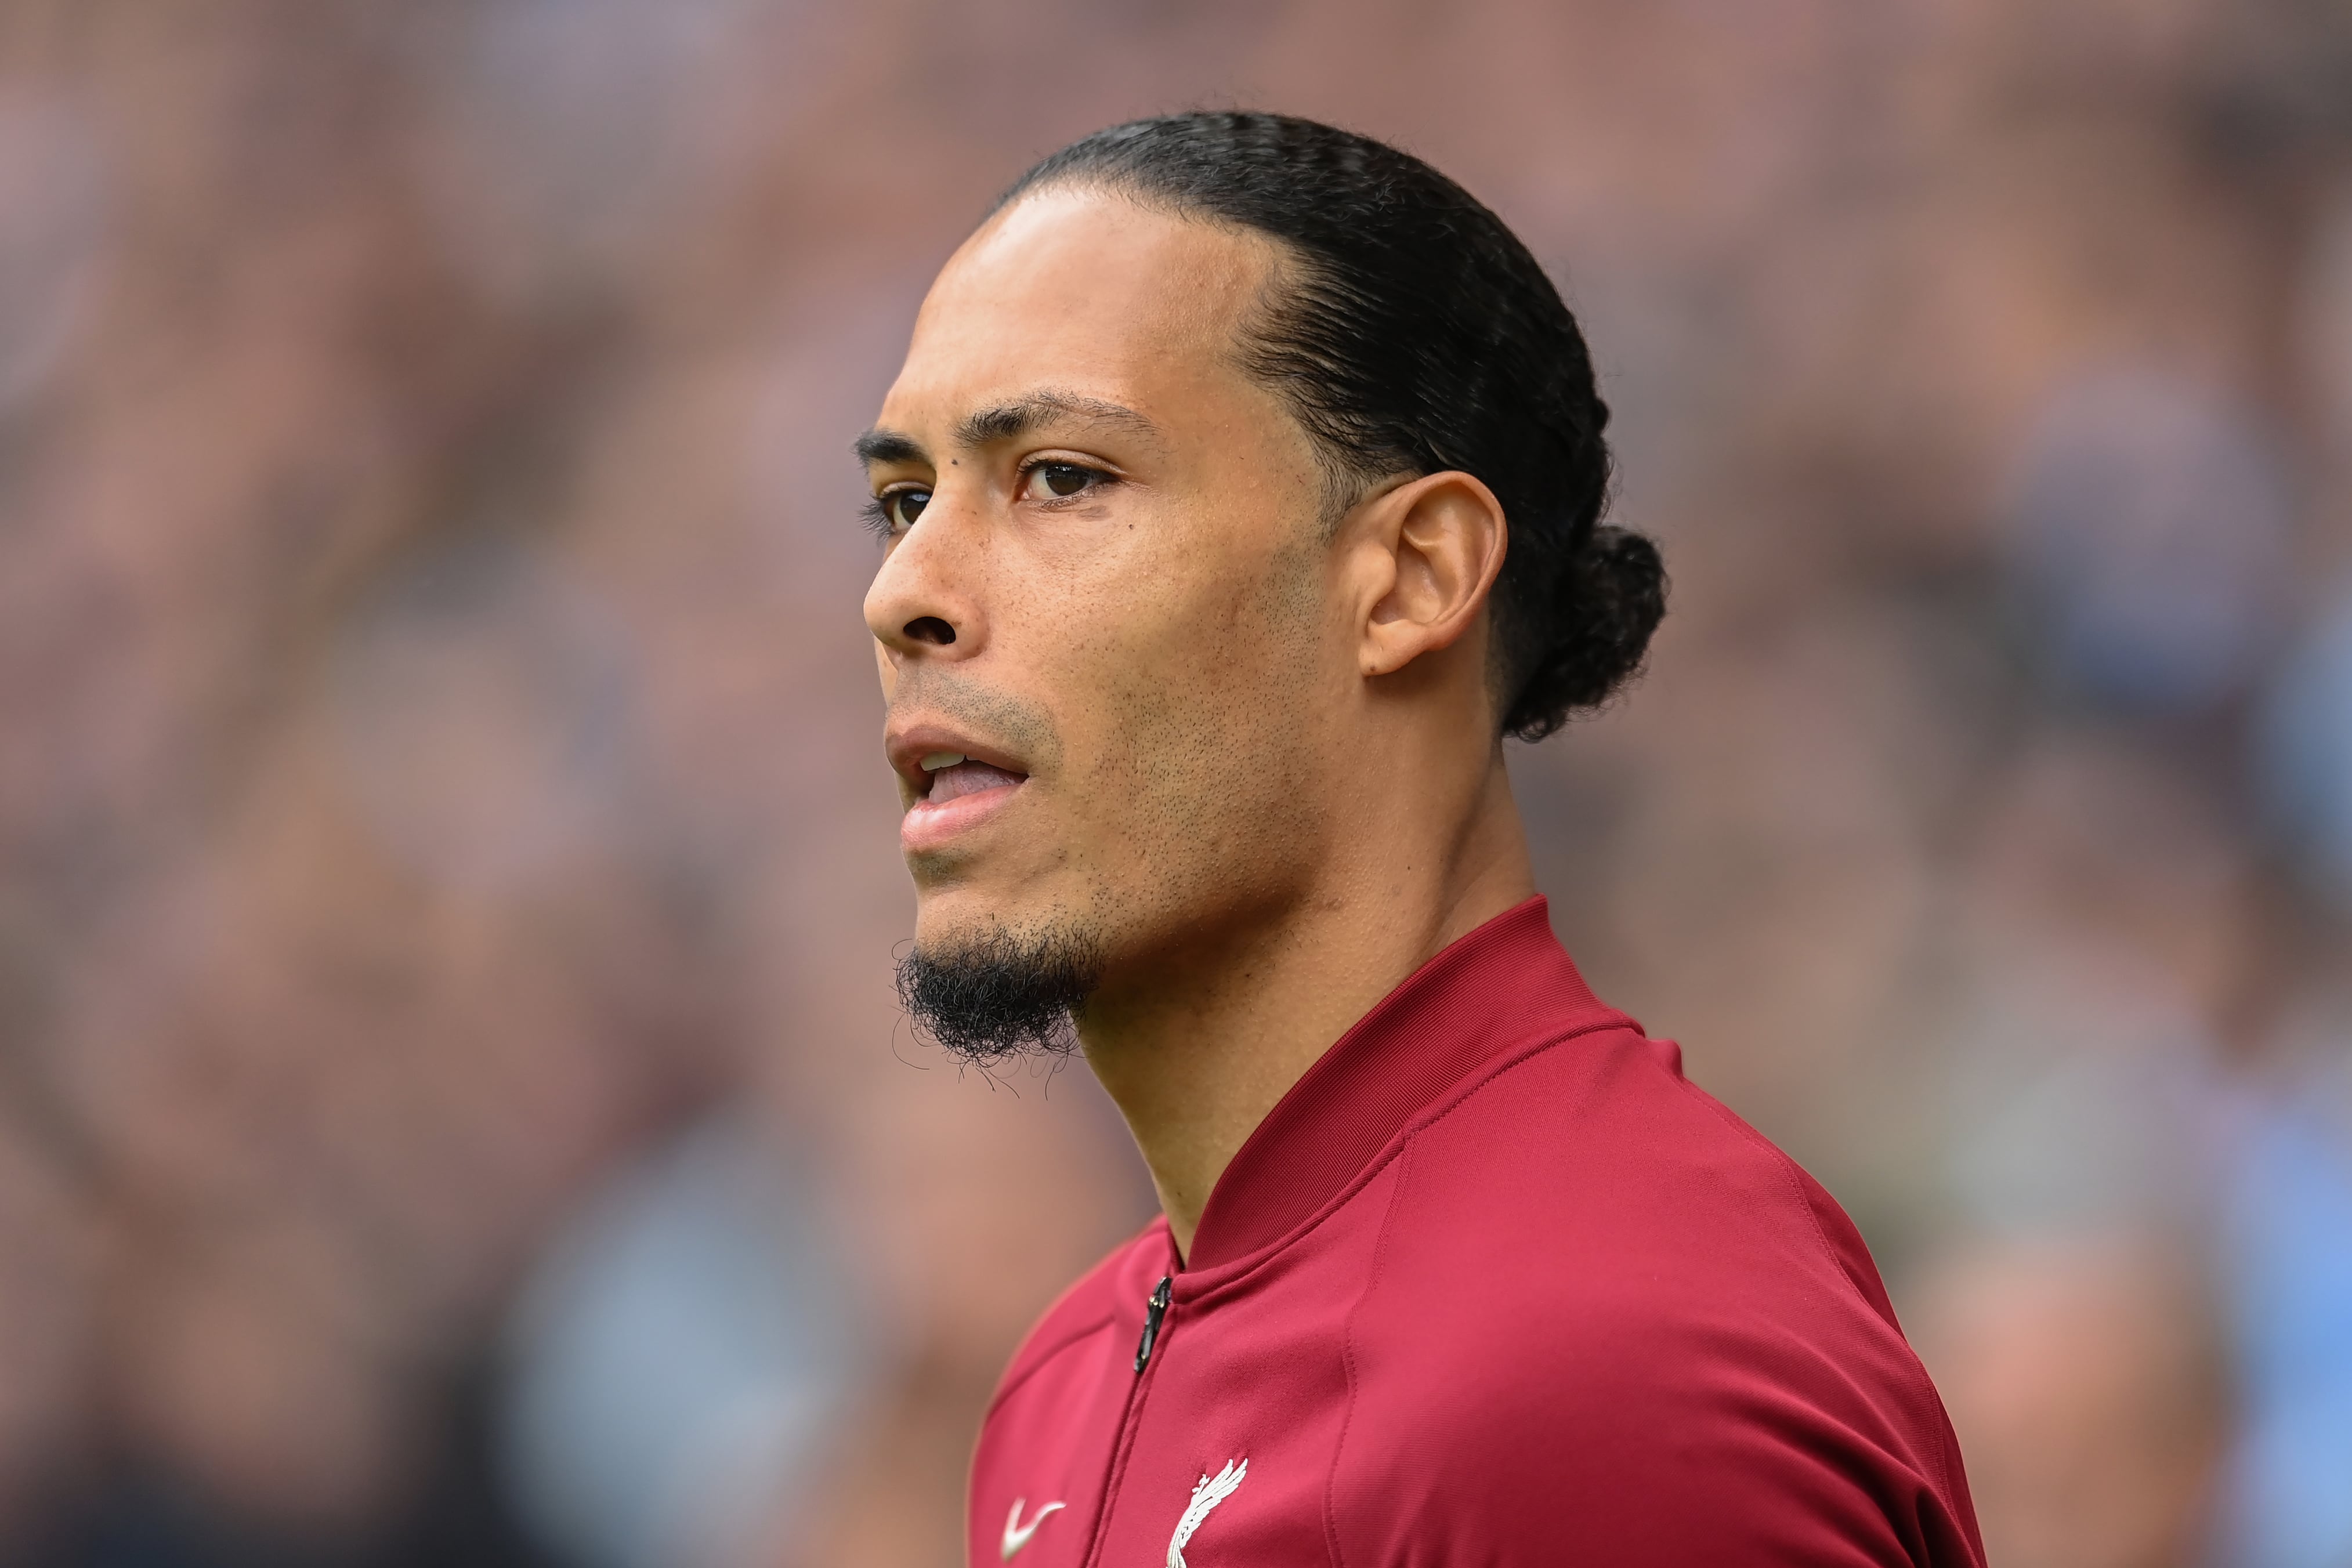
864, 506, 982, 663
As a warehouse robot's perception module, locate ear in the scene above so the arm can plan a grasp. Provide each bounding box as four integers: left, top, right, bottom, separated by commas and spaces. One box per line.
1343, 470, 1508, 680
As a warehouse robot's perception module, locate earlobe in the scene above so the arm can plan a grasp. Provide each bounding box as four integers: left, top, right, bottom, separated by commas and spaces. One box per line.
1356, 472, 1507, 678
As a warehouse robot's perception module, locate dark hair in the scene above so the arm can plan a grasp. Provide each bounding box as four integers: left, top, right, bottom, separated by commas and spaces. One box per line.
996, 111, 1666, 740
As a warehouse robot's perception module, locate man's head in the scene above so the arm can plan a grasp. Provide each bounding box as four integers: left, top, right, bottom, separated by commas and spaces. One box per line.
861, 113, 1664, 1061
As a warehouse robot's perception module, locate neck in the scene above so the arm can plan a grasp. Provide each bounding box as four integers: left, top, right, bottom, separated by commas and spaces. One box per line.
1078, 751, 1535, 1261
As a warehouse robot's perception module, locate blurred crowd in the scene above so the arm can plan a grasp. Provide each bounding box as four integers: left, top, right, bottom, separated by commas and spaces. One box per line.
1, 2, 2349, 1566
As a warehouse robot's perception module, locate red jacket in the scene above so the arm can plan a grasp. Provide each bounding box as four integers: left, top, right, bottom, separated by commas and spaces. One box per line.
969, 898, 1985, 1567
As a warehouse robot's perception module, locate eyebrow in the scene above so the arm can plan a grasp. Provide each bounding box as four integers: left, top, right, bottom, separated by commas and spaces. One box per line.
853, 389, 1165, 468
853, 428, 924, 466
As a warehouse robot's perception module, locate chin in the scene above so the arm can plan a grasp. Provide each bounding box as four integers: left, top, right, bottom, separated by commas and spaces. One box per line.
911, 880, 1061, 953
909, 891, 983, 953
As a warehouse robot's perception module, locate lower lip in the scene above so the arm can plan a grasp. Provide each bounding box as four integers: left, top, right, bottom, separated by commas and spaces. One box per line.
901, 778, 1023, 853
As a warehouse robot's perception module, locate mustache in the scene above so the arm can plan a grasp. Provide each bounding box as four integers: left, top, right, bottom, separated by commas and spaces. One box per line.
887, 667, 1062, 771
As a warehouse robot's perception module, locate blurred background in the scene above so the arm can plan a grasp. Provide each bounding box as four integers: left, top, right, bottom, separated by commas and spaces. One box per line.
1, 2, 2350, 1566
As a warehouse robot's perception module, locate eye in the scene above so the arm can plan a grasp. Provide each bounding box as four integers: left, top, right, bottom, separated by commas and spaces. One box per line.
1019, 462, 1108, 503
874, 486, 929, 534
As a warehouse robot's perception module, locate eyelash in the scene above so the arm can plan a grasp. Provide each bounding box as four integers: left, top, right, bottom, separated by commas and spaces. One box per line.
859, 491, 905, 540
860, 462, 1117, 541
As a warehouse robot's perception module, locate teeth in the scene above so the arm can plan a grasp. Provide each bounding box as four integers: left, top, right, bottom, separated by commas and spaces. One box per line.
919, 752, 966, 772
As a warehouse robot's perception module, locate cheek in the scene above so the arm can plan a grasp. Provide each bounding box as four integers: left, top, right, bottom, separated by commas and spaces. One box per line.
1075, 544, 1333, 879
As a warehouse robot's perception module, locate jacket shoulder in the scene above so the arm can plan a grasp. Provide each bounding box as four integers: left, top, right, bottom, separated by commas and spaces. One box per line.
1399, 1024, 1903, 1332
1331, 1029, 1982, 1565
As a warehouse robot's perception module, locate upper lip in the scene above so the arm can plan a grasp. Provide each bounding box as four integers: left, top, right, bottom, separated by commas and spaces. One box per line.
885, 722, 1031, 796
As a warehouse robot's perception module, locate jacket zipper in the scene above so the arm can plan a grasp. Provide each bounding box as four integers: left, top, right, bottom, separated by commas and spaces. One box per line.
1082, 1274, 1177, 1568
1134, 1275, 1173, 1372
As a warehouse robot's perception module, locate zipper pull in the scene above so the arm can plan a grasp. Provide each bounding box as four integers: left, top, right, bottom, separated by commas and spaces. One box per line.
1133, 1276, 1173, 1374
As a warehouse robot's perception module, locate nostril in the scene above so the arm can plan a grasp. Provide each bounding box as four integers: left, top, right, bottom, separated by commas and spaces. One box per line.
905, 616, 956, 646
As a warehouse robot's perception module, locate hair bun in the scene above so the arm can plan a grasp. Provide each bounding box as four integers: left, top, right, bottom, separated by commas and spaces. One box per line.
1503, 525, 1667, 741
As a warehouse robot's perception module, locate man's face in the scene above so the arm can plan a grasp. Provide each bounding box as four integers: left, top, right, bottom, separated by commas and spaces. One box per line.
861, 187, 1346, 999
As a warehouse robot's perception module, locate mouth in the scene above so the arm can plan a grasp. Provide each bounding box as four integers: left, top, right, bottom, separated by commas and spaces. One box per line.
894, 738, 1030, 853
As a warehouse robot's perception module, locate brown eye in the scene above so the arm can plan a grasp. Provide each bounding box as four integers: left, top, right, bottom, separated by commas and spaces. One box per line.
888, 489, 929, 528
1021, 462, 1105, 502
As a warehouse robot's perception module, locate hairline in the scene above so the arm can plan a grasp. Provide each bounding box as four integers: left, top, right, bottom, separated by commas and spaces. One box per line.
994, 175, 1403, 535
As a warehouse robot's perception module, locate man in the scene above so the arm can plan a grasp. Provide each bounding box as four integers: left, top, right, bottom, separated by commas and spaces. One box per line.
858, 111, 1983, 1566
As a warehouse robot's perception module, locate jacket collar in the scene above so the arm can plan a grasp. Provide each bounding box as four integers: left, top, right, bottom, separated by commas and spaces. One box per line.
1182, 896, 1626, 1274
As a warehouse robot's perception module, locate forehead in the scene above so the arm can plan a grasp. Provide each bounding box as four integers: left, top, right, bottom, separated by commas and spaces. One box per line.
881, 187, 1279, 436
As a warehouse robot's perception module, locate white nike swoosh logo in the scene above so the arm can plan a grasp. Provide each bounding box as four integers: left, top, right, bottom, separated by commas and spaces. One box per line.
1001, 1498, 1065, 1560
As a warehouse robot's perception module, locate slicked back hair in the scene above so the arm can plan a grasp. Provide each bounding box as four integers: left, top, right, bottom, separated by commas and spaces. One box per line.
996, 111, 1666, 740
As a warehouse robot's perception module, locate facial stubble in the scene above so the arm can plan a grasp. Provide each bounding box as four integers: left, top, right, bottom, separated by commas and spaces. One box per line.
891, 504, 1327, 1067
